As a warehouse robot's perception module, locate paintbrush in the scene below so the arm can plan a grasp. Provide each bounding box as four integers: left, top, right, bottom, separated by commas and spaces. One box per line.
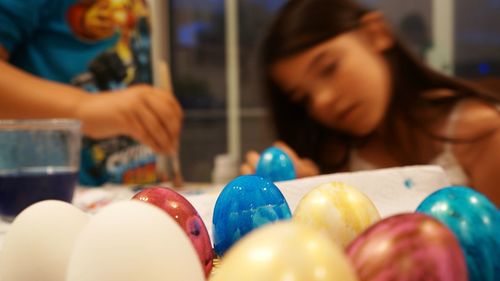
150, 0, 183, 187
157, 61, 184, 187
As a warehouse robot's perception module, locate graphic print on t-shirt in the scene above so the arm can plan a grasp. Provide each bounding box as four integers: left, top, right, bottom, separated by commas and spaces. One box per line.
66, 0, 156, 185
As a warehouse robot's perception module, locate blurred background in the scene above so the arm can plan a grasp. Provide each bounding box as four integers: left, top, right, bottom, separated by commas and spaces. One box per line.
165, 0, 500, 182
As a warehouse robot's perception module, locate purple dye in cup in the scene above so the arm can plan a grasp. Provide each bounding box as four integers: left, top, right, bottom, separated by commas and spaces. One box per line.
0, 167, 77, 221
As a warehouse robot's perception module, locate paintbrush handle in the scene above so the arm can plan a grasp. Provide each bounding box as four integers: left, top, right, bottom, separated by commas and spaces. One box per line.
158, 61, 183, 187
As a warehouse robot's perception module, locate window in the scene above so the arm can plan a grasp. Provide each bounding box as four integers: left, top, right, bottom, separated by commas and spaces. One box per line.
170, 0, 286, 181
169, 0, 499, 182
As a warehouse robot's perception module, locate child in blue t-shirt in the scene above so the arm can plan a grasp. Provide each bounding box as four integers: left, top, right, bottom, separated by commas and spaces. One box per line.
0, 0, 183, 185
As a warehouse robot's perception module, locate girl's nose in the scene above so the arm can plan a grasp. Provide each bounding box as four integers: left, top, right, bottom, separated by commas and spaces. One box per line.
310, 87, 336, 110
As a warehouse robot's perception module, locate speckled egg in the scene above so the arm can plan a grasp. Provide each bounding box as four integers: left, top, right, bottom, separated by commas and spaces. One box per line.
293, 182, 380, 247
416, 186, 499, 281
212, 175, 292, 256
347, 213, 468, 281
210, 222, 359, 281
255, 147, 296, 182
132, 187, 213, 276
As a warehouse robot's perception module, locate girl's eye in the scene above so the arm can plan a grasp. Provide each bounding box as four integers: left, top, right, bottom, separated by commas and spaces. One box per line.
290, 90, 309, 104
319, 61, 338, 78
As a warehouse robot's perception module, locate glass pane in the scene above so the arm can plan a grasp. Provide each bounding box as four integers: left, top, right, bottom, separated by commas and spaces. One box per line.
239, 0, 288, 157
455, 0, 500, 80
364, 0, 500, 90
170, 0, 288, 182
361, 0, 433, 59
171, 0, 226, 182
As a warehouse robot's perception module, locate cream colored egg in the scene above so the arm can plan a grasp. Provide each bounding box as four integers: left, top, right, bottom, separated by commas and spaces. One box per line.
294, 182, 380, 247
0, 200, 89, 281
66, 200, 204, 281
210, 221, 359, 281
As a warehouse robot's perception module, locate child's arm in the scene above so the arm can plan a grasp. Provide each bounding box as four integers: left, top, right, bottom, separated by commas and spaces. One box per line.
0, 45, 7, 60
0, 59, 183, 154
0, 59, 89, 120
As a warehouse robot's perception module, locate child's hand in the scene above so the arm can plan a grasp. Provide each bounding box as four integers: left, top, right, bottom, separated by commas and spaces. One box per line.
240, 141, 320, 178
76, 84, 183, 154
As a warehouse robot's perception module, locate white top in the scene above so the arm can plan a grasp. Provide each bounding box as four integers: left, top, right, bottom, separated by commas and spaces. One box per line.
350, 103, 469, 186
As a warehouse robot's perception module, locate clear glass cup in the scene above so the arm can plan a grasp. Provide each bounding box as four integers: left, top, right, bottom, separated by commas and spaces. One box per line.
0, 119, 81, 222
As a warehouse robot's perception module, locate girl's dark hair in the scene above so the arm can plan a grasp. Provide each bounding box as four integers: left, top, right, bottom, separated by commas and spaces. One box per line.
260, 0, 499, 172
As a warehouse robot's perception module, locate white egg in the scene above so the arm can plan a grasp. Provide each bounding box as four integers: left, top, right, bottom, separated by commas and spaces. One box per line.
66, 200, 205, 281
0, 200, 89, 281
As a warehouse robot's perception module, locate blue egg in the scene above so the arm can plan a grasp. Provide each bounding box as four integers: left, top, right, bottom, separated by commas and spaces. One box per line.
255, 147, 296, 182
416, 186, 500, 281
212, 175, 292, 256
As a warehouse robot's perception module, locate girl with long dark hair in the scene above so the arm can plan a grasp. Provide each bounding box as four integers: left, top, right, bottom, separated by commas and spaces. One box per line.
241, 0, 500, 204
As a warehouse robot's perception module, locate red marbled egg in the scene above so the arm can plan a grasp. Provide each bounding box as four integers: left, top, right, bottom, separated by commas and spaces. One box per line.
346, 213, 467, 281
132, 187, 213, 276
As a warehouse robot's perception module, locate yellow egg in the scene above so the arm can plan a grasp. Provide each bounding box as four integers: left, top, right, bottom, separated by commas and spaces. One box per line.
210, 222, 359, 281
293, 182, 380, 247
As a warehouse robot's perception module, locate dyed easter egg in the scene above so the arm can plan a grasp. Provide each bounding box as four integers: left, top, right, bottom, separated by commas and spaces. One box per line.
212, 175, 292, 256
132, 187, 213, 276
416, 186, 499, 281
210, 222, 359, 281
294, 182, 380, 247
255, 147, 296, 182
347, 213, 468, 281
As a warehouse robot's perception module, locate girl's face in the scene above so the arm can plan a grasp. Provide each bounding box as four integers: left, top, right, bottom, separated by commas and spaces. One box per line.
271, 29, 393, 136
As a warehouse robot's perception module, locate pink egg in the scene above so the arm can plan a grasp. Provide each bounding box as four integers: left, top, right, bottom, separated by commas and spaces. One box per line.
132, 187, 213, 276
346, 213, 467, 281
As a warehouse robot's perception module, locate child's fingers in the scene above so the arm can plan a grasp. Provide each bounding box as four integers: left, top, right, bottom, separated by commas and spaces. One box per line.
245, 150, 260, 169
240, 163, 255, 175
299, 158, 320, 177
273, 140, 300, 163
273, 140, 320, 178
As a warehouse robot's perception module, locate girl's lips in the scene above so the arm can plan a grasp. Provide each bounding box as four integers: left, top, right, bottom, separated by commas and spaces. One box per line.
336, 103, 359, 123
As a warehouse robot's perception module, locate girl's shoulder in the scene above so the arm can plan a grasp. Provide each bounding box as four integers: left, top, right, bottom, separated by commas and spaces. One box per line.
453, 99, 500, 140
452, 98, 500, 175
453, 99, 500, 204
